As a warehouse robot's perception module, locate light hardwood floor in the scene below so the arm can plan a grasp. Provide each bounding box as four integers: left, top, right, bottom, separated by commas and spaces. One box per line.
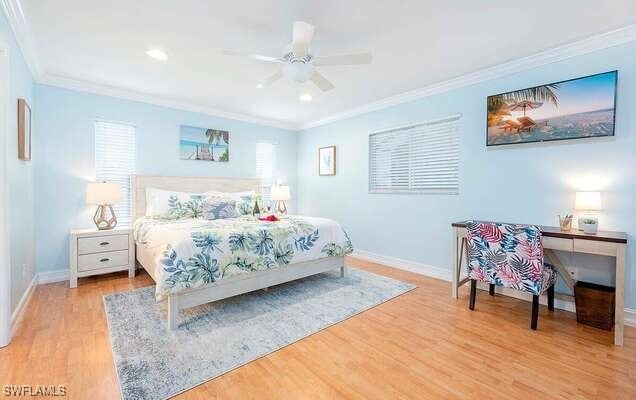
1, 257, 634, 399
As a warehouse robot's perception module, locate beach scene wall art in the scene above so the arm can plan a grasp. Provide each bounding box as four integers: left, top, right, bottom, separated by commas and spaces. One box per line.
487, 71, 617, 146
179, 125, 229, 161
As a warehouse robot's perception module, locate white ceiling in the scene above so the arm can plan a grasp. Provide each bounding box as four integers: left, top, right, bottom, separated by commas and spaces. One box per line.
17, 0, 636, 129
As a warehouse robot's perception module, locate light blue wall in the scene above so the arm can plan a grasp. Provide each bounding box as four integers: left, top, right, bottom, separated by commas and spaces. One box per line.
0, 11, 36, 313
34, 85, 297, 273
297, 41, 636, 308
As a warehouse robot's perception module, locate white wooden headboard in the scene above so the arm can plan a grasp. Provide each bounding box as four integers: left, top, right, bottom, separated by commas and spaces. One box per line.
131, 175, 261, 221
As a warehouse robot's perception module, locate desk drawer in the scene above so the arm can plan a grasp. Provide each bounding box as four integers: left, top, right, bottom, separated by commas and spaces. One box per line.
574, 239, 617, 257
78, 250, 129, 272
542, 236, 573, 252
78, 234, 128, 255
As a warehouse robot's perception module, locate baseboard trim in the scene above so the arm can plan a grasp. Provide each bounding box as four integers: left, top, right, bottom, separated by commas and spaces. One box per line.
625, 308, 636, 328
10, 274, 36, 337
37, 269, 69, 284
476, 282, 576, 313
352, 249, 452, 281
349, 250, 636, 321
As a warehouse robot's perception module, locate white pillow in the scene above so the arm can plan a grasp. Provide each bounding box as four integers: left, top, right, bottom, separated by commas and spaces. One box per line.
145, 188, 206, 219
205, 190, 257, 215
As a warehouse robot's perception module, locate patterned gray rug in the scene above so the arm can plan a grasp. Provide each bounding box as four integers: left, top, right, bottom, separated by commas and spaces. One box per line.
103, 267, 415, 400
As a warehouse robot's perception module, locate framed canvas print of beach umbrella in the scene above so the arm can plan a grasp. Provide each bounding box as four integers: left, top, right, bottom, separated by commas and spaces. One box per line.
179, 125, 229, 162
486, 71, 617, 146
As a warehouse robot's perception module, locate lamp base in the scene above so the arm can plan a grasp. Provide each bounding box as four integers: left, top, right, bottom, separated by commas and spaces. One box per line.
94, 204, 118, 230
275, 200, 288, 215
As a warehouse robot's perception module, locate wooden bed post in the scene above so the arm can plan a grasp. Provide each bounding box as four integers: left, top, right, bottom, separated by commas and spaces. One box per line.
168, 294, 179, 330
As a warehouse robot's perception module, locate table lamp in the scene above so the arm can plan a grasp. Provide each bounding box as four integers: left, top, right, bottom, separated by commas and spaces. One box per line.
86, 182, 122, 230
271, 185, 290, 215
575, 191, 602, 233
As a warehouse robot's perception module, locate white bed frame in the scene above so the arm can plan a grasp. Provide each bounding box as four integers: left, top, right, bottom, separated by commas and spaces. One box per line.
131, 175, 346, 330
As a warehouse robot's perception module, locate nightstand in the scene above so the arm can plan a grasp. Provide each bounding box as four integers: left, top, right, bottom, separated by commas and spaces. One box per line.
69, 227, 135, 288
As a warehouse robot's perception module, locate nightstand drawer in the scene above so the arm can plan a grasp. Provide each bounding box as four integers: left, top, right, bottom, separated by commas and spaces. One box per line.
78, 250, 129, 272
78, 234, 129, 255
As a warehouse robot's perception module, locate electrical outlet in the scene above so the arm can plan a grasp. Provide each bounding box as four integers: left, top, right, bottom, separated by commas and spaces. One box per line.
566, 267, 578, 281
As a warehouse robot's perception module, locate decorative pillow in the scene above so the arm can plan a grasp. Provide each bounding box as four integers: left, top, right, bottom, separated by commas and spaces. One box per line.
205, 190, 257, 216
202, 197, 239, 220
145, 188, 206, 219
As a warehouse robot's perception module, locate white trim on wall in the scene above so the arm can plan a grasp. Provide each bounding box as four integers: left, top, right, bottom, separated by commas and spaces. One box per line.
352, 249, 451, 281
350, 251, 635, 327
300, 24, 636, 130
38, 74, 296, 130
0, 43, 11, 347
625, 309, 636, 328
37, 269, 69, 285
3, 1, 636, 132
10, 273, 35, 337
0, 0, 40, 77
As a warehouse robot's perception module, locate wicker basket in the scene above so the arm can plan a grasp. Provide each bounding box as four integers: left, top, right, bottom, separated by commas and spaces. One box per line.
574, 281, 615, 331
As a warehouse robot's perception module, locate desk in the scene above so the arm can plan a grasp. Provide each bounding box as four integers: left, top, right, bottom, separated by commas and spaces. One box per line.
451, 221, 627, 345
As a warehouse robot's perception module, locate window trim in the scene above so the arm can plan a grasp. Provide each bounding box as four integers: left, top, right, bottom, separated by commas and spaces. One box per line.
368, 113, 461, 195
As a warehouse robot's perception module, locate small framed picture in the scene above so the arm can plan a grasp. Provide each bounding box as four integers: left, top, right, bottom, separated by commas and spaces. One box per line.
18, 99, 31, 161
318, 146, 336, 176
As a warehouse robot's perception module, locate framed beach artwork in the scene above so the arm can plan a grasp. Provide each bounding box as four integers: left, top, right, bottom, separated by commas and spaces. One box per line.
179, 125, 229, 162
18, 98, 31, 161
486, 71, 617, 146
318, 146, 336, 176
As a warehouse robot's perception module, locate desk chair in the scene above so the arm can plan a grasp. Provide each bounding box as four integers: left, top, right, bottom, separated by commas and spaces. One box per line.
466, 221, 557, 329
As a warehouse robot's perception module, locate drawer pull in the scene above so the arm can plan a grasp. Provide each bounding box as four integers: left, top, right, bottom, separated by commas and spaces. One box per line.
99, 258, 110, 263
99, 241, 110, 246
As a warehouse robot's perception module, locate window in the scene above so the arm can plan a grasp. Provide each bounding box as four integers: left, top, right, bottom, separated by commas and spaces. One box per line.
255, 142, 277, 206
369, 114, 460, 194
95, 120, 136, 226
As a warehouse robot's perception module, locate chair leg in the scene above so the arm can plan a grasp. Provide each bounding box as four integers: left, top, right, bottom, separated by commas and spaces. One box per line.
531, 295, 539, 330
489, 284, 495, 296
547, 284, 555, 311
469, 279, 477, 310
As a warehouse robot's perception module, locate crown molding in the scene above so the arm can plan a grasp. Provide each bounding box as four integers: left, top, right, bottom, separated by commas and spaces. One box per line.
299, 24, 636, 131
4, 0, 636, 132
38, 73, 298, 130
0, 0, 41, 77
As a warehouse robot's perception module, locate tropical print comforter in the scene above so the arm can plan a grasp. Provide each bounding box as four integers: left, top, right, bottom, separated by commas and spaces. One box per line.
133, 215, 353, 300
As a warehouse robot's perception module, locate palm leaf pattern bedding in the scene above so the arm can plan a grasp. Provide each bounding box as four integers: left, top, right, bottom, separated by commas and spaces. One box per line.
134, 215, 353, 300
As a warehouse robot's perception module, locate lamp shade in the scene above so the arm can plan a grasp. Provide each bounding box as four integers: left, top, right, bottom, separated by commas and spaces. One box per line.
86, 182, 122, 205
271, 185, 290, 201
575, 191, 602, 211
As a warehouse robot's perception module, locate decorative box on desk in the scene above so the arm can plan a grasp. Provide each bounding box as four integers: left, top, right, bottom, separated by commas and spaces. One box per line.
69, 227, 135, 288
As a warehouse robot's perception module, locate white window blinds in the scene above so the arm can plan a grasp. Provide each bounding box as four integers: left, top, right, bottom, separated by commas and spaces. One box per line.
255, 142, 276, 206
369, 114, 460, 194
95, 120, 136, 226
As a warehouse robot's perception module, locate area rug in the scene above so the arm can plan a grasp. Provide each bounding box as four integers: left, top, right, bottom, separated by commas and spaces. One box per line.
103, 267, 416, 400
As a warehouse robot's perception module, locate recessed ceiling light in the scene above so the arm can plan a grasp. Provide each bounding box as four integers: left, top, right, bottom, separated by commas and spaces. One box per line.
299, 93, 312, 103
256, 83, 264, 89
146, 49, 168, 61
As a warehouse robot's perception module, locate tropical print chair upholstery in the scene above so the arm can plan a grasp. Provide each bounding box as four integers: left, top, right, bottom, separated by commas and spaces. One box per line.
465, 221, 557, 330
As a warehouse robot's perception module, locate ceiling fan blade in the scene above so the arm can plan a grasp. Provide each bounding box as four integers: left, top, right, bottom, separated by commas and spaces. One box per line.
221, 49, 284, 63
309, 70, 335, 92
313, 53, 373, 66
292, 21, 315, 57
256, 69, 283, 88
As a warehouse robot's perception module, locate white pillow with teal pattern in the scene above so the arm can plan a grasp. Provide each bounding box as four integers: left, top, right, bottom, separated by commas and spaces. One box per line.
145, 188, 206, 219
201, 197, 239, 220
205, 190, 257, 216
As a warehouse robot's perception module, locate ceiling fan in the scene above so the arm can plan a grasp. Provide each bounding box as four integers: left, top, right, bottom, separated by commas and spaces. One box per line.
222, 21, 372, 92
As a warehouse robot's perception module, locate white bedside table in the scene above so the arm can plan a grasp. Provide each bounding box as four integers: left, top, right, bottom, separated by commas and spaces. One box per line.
69, 227, 135, 288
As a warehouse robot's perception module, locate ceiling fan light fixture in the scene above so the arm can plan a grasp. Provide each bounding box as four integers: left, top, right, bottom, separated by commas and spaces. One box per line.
146, 48, 168, 61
